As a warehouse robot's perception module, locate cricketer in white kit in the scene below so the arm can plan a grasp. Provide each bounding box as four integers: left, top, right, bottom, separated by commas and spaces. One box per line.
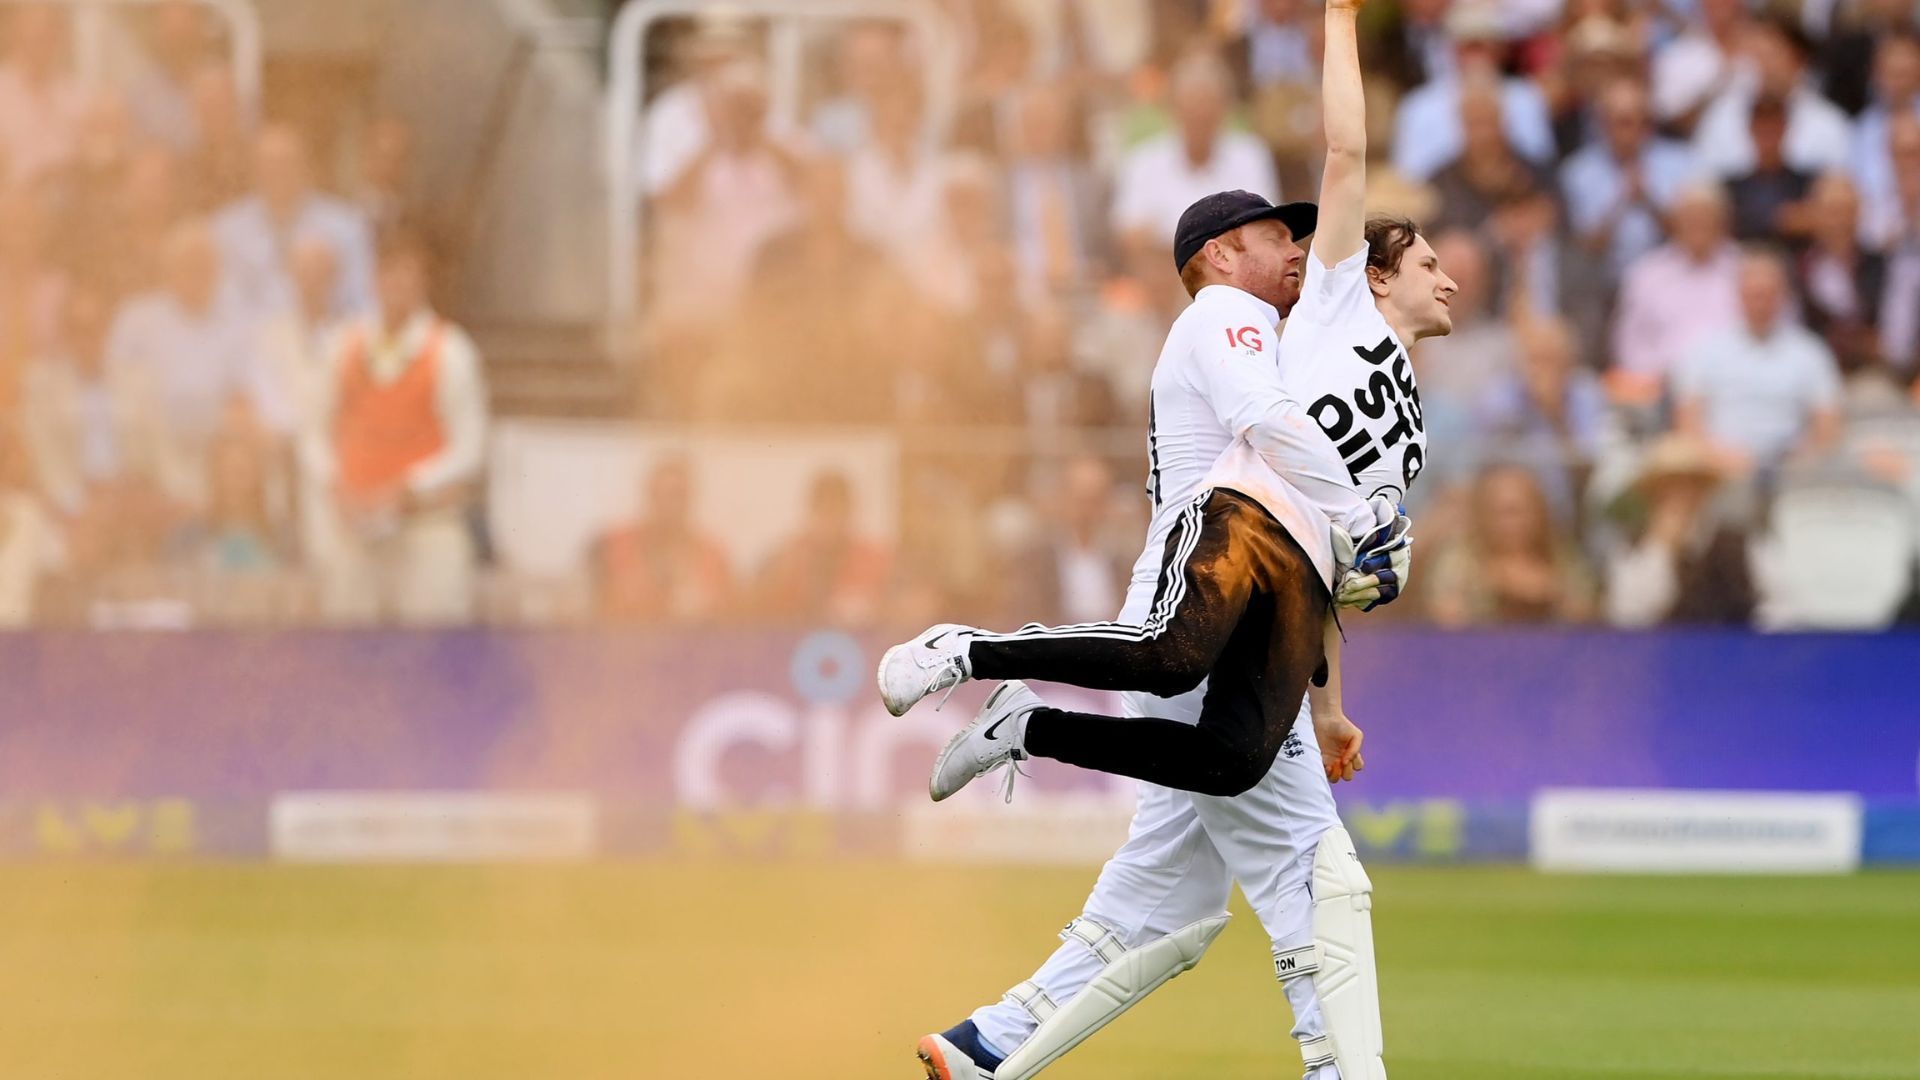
892, 1, 1463, 1075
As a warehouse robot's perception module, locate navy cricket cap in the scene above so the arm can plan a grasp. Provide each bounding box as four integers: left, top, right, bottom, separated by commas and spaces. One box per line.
1173, 191, 1318, 271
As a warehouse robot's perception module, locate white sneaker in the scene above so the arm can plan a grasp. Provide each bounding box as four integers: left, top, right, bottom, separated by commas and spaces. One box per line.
917, 1033, 992, 1080
877, 623, 975, 716
930, 680, 1042, 802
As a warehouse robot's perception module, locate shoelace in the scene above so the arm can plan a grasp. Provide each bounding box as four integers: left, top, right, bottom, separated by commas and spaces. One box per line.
994, 752, 1031, 804
925, 653, 968, 712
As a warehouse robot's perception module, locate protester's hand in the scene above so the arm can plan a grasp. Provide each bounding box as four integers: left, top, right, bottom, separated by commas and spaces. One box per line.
1314, 711, 1366, 783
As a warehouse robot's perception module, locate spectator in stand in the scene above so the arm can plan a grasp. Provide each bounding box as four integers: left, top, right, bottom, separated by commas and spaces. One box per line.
591, 454, 735, 622
1367, 0, 1456, 92
752, 469, 891, 626
0, 187, 66, 415
1015, 303, 1119, 431
0, 423, 65, 627
1794, 173, 1889, 380
654, 57, 804, 322
934, 156, 1017, 315
256, 235, 342, 441
1241, 0, 1317, 91
1359, 82, 1436, 226
1674, 249, 1842, 473
58, 92, 151, 300
1485, 186, 1601, 334
1819, 0, 1918, 118
1111, 50, 1277, 301
1011, 0, 1150, 83
1540, 14, 1646, 159
810, 20, 908, 156
23, 285, 144, 516
0, 6, 86, 184
946, 2, 1036, 157
895, 160, 1029, 424
1875, 115, 1920, 377
61, 91, 137, 229
353, 115, 417, 237
1651, 0, 1750, 134
845, 80, 947, 295
95, 147, 182, 300
692, 159, 921, 424
1851, 32, 1920, 214
1144, 5, 1209, 62
304, 230, 486, 626
1866, 106, 1920, 246
1005, 80, 1101, 298
1426, 462, 1598, 626
1562, 76, 1699, 276
104, 219, 271, 508
1602, 434, 1755, 626
638, 17, 754, 197
255, 236, 347, 565
1390, 4, 1555, 181
1481, 316, 1606, 523
1002, 453, 1129, 626
1692, 16, 1852, 180
1235, 0, 1322, 193
1726, 96, 1815, 242
173, 407, 285, 575
1611, 182, 1742, 386
125, 0, 217, 153
853, 164, 1017, 427
179, 62, 252, 213
1509, 0, 1584, 43
215, 125, 376, 324
1428, 74, 1558, 234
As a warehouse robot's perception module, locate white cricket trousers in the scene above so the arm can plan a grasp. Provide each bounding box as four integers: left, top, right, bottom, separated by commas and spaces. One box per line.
315, 506, 477, 626
970, 686, 1342, 1080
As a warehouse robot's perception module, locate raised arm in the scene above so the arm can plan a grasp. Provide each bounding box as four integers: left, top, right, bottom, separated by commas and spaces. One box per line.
1314, 0, 1368, 268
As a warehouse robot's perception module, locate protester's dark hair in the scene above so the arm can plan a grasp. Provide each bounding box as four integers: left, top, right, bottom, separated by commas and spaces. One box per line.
1364, 216, 1422, 281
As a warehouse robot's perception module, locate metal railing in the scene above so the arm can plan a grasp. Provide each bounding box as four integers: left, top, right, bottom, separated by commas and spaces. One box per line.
4, 0, 262, 111
491, 0, 602, 61
604, 0, 961, 341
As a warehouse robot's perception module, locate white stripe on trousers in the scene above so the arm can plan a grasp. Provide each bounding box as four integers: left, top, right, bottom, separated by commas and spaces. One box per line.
972, 488, 1213, 647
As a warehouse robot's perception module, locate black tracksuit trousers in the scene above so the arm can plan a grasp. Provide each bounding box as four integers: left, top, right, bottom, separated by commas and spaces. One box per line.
967, 488, 1330, 798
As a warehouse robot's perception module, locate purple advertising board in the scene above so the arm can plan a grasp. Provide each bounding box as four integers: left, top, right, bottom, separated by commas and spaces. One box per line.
0, 629, 1915, 803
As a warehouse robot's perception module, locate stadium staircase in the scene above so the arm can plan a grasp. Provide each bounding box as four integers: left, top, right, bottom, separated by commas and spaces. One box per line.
261, 0, 626, 418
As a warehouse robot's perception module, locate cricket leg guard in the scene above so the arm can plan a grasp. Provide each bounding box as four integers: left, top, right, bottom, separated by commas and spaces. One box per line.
1306, 825, 1387, 1080
993, 914, 1230, 1080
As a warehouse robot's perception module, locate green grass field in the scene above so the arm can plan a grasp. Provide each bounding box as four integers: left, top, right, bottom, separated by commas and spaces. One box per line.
3, 862, 1917, 1079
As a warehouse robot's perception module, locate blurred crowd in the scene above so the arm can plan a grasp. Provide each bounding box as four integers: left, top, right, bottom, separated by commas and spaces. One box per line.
9, 0, 1920, 632
0, 3, 487, 627
623, 0, 1920, 632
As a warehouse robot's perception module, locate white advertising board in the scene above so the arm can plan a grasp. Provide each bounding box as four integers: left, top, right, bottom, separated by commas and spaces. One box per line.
1530, 789, 1862, 874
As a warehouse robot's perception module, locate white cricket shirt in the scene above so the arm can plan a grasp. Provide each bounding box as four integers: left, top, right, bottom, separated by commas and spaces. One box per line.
1120, 284, 1369, 623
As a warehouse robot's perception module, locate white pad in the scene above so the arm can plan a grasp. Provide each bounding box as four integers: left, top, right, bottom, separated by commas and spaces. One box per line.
1306, 826, 1387, 1079
993, 914, 1230, 1080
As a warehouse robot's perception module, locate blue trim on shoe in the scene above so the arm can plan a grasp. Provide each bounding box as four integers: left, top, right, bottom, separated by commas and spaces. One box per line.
940, 1020, 1007, 1074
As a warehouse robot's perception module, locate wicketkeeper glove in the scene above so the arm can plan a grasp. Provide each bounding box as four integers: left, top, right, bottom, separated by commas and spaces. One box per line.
1332, 497, 1413, 612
